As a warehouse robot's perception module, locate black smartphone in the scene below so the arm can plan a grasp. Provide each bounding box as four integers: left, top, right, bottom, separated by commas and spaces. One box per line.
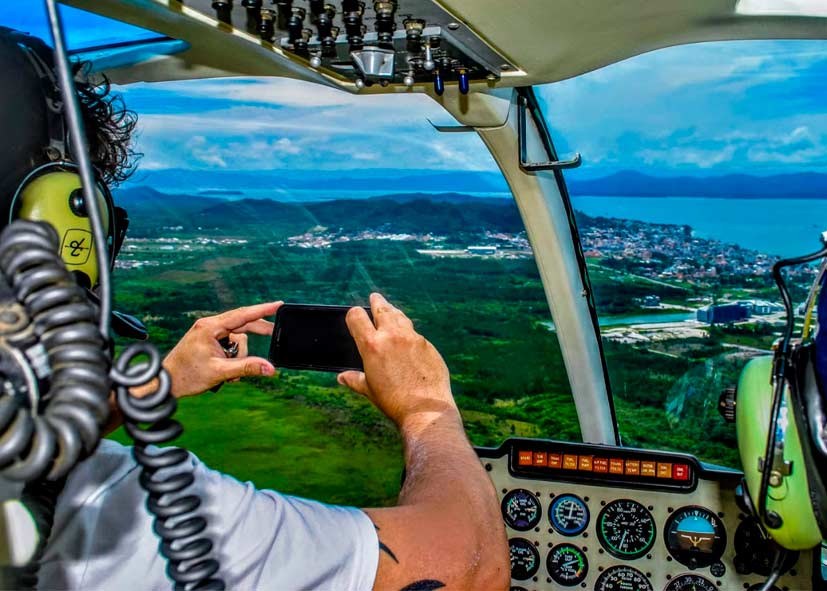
269, 303, 372, 372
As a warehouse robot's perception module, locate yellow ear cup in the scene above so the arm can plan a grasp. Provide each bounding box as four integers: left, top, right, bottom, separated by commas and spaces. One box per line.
16, 171, 110, 288
737, 356, 823, 550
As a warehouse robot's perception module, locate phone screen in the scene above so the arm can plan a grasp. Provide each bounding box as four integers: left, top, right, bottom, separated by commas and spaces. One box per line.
269, 304, 371, 372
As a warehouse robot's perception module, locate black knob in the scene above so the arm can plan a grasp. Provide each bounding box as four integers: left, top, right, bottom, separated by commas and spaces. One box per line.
287, 11, 304, 44
309, 0, 325, 16
275, 0, 292, 29
212, 0, 233, 25
259, 9, 276, 41
719, 386, 737, 423
374, 1, 396, 47
241, 0, 262, 34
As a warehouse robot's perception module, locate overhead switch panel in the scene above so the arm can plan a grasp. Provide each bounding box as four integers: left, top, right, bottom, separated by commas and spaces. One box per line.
187, 0, 515, 90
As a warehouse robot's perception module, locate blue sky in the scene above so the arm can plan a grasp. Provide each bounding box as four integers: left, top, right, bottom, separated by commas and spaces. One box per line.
5, 4, 827, 179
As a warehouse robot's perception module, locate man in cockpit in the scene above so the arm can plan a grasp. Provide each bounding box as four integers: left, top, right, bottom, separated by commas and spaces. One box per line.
0, 28, 509, 590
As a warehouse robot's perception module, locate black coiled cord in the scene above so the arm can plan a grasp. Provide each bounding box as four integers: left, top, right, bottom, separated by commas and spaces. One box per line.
0, 220, 110, 482
113, 343, 225, 591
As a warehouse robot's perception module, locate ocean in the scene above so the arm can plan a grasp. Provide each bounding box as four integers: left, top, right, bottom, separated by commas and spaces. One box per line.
570, 196, 827, 258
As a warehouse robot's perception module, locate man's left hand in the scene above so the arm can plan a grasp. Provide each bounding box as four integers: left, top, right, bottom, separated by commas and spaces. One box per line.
163, 301, 282, 398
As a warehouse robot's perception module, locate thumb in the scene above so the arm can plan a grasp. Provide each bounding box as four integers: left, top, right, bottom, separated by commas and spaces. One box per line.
337, 371, 369, 396
218, 356, 276, 381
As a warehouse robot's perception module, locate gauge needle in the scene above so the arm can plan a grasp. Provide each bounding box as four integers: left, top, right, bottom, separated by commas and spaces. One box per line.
562, 559, 579, 567
619, 530, 627, 549
568, 504, 574, 519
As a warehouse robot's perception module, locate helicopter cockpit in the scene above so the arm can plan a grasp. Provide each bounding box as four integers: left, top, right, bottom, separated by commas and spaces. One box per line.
3, 1, 827, 590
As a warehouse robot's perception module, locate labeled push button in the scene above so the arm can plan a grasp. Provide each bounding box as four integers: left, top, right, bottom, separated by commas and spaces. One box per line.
625, 460, 640, 476
609, 458, 624, 474
657, 462, 672, 479
563, 455, 578, 470
533, 452, 547, 467
593, 458, 608, 473
578, 456, 593, 471
518, 451, 533, 466
548, 453, 562, 469
673, 464, 690, 480
641, 461, 657, 477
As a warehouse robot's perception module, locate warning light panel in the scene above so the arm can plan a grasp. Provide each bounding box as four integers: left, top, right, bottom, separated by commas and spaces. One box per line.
507, 440, 698, 492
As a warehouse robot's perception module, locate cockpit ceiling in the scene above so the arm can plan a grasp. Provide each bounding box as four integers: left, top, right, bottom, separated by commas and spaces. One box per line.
64, 0, 827, 89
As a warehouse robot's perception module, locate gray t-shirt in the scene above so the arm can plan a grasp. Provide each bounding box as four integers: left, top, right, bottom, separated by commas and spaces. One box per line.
11, 440, 379, 590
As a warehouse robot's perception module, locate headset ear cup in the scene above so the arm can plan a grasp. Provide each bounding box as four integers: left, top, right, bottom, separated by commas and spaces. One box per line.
12, 165, 113, 288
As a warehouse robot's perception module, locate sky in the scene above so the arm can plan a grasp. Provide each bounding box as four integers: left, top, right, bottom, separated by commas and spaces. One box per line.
4, 4, 827, 180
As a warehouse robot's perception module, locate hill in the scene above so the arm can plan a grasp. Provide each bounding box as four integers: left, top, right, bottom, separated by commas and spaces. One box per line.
114, 187, 524, 237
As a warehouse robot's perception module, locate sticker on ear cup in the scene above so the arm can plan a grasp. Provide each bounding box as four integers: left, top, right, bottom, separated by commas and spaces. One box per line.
60, 229, 92, 264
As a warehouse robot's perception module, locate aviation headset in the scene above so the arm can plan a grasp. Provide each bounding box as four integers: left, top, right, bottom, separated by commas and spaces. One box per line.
0, 26, 128, 290
732, 238, 827, 553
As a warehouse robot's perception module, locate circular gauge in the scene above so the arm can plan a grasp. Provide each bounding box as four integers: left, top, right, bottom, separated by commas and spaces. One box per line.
549, 494, 590, 536
502, 489, 542, 531
597, 499, 656, 559
665, 574, 717, 591
508, 537, 540, 580
594, 565, 653, 591
664, 506, 727, 569
546, 543, 588, 586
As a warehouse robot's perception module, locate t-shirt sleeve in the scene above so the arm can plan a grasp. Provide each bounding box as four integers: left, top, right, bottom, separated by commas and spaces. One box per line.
40, 441, 379, 591
193, 457, 380, 591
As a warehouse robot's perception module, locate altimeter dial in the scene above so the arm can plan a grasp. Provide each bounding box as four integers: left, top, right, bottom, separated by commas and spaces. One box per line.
597, 499, 656, 559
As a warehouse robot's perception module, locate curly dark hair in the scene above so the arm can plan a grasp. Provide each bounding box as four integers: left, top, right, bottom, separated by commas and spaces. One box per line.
74, 66, 140, 187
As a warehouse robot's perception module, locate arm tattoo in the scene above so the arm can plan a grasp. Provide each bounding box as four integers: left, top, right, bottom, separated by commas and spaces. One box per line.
399, 581, 446, 591
373, 522, 399, 564
372, 521, 447, 590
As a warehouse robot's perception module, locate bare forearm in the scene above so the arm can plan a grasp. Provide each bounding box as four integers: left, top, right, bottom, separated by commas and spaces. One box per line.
398, 410, 496, 510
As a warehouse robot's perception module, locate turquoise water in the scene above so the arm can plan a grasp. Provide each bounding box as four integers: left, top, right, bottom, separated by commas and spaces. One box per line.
571, 196, 827, 258
543, 311, 695, 330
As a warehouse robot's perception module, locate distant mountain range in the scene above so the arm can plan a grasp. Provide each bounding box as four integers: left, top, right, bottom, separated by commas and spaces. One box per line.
123, 168, 827, 200
115, 186, 524, 237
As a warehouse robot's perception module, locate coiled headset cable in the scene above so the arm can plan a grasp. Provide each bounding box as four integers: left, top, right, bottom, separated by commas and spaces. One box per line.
0, 2, 227, 589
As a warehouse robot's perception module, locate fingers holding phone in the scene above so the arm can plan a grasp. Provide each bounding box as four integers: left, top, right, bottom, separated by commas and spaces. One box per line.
341, 293, 457, 430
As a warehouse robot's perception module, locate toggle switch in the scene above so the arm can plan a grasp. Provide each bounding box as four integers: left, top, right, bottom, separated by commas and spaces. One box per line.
457, 68, 469, 95
423, 42, 434, 71
433, 69, 444, 96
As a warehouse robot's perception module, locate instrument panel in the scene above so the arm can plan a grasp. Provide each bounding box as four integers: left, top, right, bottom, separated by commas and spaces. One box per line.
477, 438, 820, 591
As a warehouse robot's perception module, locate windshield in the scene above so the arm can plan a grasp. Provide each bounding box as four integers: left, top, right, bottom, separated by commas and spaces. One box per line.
4, 4, 165, 50
108, 77, 576, 506
538, 39, 827, 469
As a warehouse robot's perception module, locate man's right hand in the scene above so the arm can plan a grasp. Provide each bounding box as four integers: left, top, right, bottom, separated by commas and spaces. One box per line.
339, 293, 510, 591
337, 293, 458, 432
